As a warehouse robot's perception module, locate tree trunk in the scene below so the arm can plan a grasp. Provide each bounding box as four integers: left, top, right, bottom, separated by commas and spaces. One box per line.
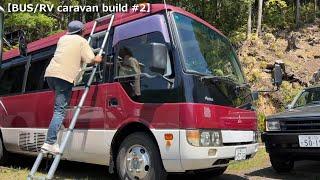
247, 1, 252, 38
81, 0, 86, 23
201, 0, 205, 19
286, 32, 299, 51
97, 0, 102, 18
315, 0, 318, 20
296, 0, 301, 28
257, 0, 263, 36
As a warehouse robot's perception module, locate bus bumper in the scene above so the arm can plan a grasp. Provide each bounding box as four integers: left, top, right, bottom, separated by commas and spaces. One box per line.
179, 130, 259, 171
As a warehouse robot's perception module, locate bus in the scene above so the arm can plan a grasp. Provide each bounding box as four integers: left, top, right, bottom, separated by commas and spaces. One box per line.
0, 4, 280, 180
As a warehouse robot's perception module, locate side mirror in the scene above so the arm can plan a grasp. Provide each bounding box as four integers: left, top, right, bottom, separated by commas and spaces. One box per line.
5, 30, 28, 56
285, 104, 293, 110
149, 43, 168, 75
18, 30, 27, 56
273, 63, 283, 88
252, 91, 259, 101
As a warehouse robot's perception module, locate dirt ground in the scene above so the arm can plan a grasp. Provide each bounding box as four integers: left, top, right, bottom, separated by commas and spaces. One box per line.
0, 148, 320, 180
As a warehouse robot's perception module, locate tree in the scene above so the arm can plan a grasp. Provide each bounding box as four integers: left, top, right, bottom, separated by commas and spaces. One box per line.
81, 0, 86, 23
315, 0, 318, 20
257, 0, 263, 36
247, 0, 252, 38
296, 0, 301, 28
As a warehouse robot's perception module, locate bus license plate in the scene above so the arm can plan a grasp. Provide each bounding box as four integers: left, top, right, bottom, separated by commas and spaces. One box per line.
299, 135, 320, 147
235, 147, 247, 161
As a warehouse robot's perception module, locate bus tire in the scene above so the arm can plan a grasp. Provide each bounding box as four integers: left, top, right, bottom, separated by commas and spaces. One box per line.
0, 136, 8, 165
269, 153, 294, 173
116, 132, 167, 180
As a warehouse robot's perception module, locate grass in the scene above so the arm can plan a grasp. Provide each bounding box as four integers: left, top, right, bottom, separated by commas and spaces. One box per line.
0, 167, 44, 180
227, 147, 269, 172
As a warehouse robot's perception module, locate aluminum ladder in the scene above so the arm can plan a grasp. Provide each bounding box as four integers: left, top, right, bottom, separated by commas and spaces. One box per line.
27, 13, 115, 180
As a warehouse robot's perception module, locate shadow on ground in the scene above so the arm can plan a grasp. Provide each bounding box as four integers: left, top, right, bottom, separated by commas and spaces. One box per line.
3, 153, 320, 179
246, 160, 320, 179
4, 153, 247, 180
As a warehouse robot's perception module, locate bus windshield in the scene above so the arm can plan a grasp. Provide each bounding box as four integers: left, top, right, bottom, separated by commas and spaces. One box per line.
0, 6, 4, 63
173, 13, 245, 85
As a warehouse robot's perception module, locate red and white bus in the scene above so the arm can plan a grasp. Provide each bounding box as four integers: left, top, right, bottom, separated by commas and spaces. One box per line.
0, 4, 263, 179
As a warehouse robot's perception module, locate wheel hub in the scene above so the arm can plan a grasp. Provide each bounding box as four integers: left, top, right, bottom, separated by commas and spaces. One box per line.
125, 145, 150, 179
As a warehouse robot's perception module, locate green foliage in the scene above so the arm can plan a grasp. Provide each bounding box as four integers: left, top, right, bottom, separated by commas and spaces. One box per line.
5, 13, 56, 41
301, 2, 317, 23
257, 112, 266, 131
280, 81, 303, 106
264, 0, 288, 29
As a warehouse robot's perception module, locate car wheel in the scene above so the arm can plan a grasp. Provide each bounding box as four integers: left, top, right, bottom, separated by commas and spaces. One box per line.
0, 136, 8, 165
194, 166, 228, 177
269, 153, 294, 173
116, 132, 167, 180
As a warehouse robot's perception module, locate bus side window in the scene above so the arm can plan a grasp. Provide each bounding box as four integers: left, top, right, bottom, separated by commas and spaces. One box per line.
76, 29, 114, 86
0, 64, 25, 95
114, 32, 173, 102
25, 58, 50, 92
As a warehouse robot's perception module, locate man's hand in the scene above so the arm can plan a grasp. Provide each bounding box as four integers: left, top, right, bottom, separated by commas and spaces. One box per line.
94, 55, 102, 63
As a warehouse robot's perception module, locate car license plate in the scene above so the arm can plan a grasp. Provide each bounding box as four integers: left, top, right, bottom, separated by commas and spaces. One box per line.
235, 147, 247, 161
298, 135, 320, 147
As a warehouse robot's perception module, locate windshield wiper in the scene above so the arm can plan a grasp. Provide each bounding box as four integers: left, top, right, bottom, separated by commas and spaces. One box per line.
200, 74, 235, 82
200, 75, 247, 88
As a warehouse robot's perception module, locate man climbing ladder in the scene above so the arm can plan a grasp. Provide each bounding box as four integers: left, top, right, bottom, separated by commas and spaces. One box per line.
28, 13, 115, 180
42, 20, 102, 154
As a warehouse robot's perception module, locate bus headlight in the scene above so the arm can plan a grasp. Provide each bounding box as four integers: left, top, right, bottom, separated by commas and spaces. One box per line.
211, 131, 222, 146
266, 120, 281, 131
186, 130, 222, 147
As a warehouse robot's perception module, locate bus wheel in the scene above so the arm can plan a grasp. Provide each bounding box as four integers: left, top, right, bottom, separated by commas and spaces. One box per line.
0, 136, 8, 165
116, 132, 167, 180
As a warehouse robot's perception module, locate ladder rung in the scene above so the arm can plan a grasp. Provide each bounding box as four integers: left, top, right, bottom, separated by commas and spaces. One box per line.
90, 30, 107, 39
93, 49, 105, 55
41, 151, 61, 156
96, 14, 114, 23
84, 67, 94, 71
92, 48, 101, 54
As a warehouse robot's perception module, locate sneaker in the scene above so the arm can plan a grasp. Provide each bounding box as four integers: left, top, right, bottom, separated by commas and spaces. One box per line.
41, 143, 60, 154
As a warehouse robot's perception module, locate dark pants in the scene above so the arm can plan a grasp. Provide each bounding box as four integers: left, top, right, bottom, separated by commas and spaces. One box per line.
45, 77, 73, 145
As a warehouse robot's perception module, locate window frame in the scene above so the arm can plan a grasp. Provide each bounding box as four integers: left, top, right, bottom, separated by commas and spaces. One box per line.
171, 12, 246, 84
0, 60, 27, 96
112, 31, 174, 81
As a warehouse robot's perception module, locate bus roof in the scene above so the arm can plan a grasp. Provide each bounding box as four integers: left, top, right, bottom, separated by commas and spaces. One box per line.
2, 4, 223, 62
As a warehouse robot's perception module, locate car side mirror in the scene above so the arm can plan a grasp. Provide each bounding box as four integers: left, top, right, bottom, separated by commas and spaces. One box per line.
273, 63, 283, 88
149, 43, 168, 75
252, 91, 259, 101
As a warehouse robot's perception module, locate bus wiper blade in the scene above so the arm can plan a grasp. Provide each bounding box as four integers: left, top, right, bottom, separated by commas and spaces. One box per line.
200, 75, 235, 83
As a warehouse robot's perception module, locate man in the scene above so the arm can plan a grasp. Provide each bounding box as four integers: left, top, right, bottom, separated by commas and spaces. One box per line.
118, 47, 141, 97
41, 20, 102, 154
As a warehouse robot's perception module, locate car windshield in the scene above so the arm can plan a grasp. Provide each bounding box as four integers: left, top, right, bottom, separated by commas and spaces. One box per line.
173, 13, 245, 84
293, 88, 320, 108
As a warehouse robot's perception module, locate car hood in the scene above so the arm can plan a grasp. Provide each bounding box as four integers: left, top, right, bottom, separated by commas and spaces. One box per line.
267, 105, 320, 120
